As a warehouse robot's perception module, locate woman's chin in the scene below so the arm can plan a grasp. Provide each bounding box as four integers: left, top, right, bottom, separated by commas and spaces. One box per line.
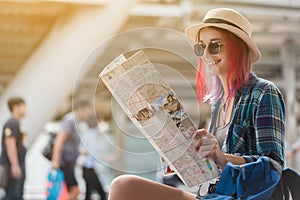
206, 65, 220, 76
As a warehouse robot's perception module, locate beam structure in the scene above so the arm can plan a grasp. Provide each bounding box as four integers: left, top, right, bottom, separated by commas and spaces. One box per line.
0, 0, 139, 146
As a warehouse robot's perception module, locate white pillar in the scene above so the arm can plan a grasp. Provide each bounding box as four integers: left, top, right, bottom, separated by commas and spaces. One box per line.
0, 0, 139, 145
281, 43, 297, 168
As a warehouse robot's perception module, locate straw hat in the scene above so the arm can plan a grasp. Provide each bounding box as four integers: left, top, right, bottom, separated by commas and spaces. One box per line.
185, 8, 261, 63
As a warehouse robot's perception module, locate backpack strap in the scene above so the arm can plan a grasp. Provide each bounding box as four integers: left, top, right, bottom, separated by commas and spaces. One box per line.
268, 157, 282, 175
282, 167, 300, 199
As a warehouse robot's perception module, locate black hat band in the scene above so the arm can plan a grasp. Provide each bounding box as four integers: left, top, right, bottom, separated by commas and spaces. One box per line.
203, 18, 248, 35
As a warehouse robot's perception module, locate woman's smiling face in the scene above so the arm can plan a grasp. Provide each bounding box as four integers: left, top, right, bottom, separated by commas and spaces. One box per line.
198, 27, 230, 76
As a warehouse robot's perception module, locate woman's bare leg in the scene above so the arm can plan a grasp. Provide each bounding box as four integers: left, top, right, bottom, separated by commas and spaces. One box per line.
108, 175, 196, 200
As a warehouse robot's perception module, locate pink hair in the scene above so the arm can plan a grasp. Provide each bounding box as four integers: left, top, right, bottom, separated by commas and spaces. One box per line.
196, 28, 251, 104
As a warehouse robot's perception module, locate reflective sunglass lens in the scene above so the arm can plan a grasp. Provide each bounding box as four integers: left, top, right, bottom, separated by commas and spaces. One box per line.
194, 42, 222, 56
194, 43, 204, 56
208, 42, 221, 55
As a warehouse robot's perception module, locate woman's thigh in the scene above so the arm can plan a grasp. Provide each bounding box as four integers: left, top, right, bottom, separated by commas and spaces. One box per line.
108, 175, 196, 200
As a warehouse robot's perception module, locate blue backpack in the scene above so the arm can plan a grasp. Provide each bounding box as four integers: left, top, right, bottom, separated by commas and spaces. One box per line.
199, 157, 286, 200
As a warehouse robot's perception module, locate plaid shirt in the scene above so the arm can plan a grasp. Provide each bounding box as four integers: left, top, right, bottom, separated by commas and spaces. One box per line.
209, 73, 286, 165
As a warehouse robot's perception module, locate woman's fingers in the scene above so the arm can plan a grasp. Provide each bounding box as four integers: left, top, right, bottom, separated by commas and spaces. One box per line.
194, 129, 211, 151
193, 129, 225, 166
199, 139, 216, 157
194, 129, 207, 151
193, 129, 219, 160
194, 138, 203, 151
193, 129, 207, 139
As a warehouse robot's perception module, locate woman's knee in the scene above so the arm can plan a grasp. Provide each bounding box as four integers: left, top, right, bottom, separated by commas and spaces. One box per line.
109, 175, 195, 200
109, 175, 143, 200
110, 175, 140, 192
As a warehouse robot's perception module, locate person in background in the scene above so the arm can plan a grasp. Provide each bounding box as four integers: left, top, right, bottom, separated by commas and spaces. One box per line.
287, 138, 300, 173
287, 138, 300, 157
0, 97, 27, 200
51, 98, 91, 200
80, 114, 107, 200
107, 8, 286, 200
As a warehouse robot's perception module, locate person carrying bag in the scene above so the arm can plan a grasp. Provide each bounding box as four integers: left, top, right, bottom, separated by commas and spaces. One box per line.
106, 8, 291, 200
46, 169, 69, 200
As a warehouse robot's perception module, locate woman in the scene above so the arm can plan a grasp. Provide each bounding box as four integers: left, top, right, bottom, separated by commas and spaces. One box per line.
108, 8, 286, 200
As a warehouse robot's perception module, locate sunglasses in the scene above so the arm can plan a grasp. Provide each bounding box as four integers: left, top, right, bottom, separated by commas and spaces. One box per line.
194, 41, 223, 56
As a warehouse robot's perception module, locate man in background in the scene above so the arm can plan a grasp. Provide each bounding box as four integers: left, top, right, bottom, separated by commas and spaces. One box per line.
51, 98, 91, 200
0, 97, 27, 200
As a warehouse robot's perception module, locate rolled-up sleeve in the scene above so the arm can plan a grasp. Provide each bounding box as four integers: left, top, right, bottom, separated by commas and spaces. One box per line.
243, 84, 286, 165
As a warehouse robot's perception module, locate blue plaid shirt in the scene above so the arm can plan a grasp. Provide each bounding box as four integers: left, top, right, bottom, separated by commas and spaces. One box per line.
209, 73, 286, 165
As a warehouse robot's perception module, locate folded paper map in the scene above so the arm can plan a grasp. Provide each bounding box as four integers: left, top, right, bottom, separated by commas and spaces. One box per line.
99, 50, 221, 187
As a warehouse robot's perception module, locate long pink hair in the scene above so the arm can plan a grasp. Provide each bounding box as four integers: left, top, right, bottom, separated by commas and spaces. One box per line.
196, 28, 251, 104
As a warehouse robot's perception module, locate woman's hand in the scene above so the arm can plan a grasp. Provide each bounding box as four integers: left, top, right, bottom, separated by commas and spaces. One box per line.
193, 129, 227, 168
